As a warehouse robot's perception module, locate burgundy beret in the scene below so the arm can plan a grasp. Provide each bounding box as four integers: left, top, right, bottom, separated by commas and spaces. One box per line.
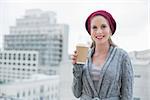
85, 10, 116, 35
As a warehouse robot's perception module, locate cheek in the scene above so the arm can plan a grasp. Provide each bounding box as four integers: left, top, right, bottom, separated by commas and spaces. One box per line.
90, 32, 96, 38
90, 30, 95, 35
107, 29, 112, 35
104, 30, 112, 36
90, 29, 94, 34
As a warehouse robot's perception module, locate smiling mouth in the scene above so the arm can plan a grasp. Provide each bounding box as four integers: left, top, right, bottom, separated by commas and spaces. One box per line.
95, 36, 104, 39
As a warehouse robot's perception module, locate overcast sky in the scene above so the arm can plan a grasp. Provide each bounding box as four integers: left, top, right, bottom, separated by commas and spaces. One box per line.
0, 0, 150, 54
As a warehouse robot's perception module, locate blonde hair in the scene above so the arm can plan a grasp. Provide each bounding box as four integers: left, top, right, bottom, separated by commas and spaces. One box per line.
108, 37, 117, 47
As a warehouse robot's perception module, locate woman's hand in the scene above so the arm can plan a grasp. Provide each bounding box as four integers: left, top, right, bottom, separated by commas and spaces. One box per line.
71, 50, 78, 64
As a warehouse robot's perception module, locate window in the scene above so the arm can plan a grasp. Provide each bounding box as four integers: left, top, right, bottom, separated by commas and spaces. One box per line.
133, 97, 141, 100
18, 63, 20, 65
28, 63, 31, 66
28, 58, 31, 61
40, 97, 44, 100
33, 54, 36, 61
23, 53, 25, 56
28, 54, 31, 57
23, 57, 26, 60
8, 62, 11, 65
13, 56, 16, 60
9, 53, 11, 60
18, 53, 21, 60
47, 96, 49, 100
17, 93, 20, 98
32, 69, 36, 72
23, 53, 26, 60
13, 53, 16, 57
134, 75, 141, 78
22, 91, 25, 97
33, 57, 36, 61
40, 85, 44, 93
47, 87, 50, 91
51, 94, 54, 100
4, 53, 7, 59
0, 53, 2, 59
33, 89, 36, 94
28, 90, 31, 96
27, 69, 30, 71
13, 62, 16, 65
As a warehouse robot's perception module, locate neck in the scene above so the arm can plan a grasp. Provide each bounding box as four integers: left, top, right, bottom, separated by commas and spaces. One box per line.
94, 42, 110, 56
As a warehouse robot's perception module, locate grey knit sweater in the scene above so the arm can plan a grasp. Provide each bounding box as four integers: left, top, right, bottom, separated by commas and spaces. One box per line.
72, 46, 134, 100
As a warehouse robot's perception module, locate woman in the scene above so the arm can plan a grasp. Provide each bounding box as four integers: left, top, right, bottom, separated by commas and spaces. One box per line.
71, 10, 134, 100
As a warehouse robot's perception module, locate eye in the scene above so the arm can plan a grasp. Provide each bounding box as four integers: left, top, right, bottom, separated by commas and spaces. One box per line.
101, 24, 107, 28
92, 26, 97, 30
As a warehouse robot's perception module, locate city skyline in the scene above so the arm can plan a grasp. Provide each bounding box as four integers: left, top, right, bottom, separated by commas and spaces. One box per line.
0, 0, 150, 54
0, 9, 68, 100
0, 1, 150, 99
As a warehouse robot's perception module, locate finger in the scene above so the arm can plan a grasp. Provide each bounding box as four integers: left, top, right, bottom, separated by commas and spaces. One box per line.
72, 60, 76, 64
74, 50, 77, 54
71, 53, 78, 58
71, 59, 77, 64
73, 54, 78, 57
71, 54, 77, 59
71, 55, 77, 59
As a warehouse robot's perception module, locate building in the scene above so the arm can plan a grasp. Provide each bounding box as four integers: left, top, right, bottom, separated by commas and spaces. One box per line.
0, 74, 60, 100
129, 50, 150, 100
0, 9, 69, 100
0, 50, 39, 83
4, 9, 69, 74
59, 60, 76, 100
0, 96, 23, 100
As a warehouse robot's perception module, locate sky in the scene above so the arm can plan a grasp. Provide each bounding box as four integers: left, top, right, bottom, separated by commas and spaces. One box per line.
0, 0, 150, 54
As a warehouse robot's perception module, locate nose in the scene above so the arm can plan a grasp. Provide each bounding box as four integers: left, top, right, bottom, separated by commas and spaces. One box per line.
96, 28, 102, 34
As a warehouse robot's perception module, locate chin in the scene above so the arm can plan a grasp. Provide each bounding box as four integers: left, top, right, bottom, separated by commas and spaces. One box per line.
95, 40, 108, 45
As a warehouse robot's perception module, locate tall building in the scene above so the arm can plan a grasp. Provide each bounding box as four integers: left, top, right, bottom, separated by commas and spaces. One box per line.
4, 9, 69, 74
129, 50, 150, 100
0, 50, 39, 83
0, 9, 69, 100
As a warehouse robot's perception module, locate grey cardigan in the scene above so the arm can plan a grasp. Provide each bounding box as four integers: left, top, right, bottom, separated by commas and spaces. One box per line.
72, 46, 134, 100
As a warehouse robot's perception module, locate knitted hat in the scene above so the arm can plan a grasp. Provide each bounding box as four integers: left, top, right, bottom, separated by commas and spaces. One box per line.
85, 10, 116, 35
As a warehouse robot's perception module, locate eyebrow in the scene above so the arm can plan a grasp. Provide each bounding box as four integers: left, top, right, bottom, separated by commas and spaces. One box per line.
91, 23, 107, 27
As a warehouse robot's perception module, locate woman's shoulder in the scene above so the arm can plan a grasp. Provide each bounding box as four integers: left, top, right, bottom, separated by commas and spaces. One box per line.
115, 46, 130, 58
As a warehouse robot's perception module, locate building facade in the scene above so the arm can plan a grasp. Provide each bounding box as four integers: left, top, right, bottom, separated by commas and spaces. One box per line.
59, 60, 76, 100
4, 9, 69, 71
0, 50, 39, 83
0, 9, 69, 100
0, 74, 59, 100
129, 50, 150, 100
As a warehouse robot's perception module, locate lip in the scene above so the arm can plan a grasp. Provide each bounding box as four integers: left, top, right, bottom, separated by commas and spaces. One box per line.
95, 35, 104, 40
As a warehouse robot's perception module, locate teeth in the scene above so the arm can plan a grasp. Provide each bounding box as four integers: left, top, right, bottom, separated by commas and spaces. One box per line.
96, 36, 104, 39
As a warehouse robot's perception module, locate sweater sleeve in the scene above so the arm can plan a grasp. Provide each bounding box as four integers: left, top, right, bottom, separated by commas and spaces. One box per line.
72, 64, 84, 98
120, 54, 134, 100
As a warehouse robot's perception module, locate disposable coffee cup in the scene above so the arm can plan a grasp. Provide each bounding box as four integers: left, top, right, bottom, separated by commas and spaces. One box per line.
76, 43, 89, 64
